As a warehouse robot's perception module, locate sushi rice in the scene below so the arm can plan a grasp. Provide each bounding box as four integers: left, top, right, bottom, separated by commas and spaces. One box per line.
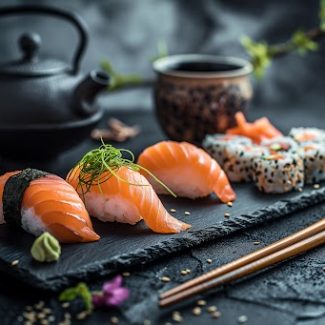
289, 127, 325, 144
83, 192, 142, 225
299, 142, 325, 184
203, 134, 252, 165
253, 153, 304, 193
0, 205, 46, 236
223, 143, 268, 182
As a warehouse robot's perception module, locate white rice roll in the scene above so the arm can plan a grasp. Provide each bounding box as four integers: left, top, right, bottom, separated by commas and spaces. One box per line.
289, 127, 325, 144
223, 143, 268, 182
299, 142, 325, 184
253, 153, 304, 193
203, 134, 252, 165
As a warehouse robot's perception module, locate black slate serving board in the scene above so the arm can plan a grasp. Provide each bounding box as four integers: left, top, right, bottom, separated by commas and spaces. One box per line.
0, 184, 324, 291
0, 109, 325, 291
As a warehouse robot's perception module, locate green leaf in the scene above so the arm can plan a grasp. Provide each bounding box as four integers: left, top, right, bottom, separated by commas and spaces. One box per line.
76, 283, 93, 312
320, 0, 325, 31
59, 287, 79, 302
59, 282, 93, 312
241, 36, 271, 78
291, 31, 319, 54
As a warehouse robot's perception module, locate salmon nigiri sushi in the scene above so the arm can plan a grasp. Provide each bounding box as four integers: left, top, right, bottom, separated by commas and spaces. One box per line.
0, 169, 100, 243
137, 141, 236, 203
66, 144, 190, 234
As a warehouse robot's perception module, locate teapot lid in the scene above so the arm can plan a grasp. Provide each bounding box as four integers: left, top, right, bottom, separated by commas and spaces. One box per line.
0, 33, 70, 77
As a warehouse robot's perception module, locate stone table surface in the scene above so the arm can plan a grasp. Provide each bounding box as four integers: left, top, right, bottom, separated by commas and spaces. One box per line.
0, 204, 324, 325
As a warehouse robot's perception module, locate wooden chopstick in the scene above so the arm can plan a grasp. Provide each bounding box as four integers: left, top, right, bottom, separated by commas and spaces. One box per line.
159, 220, 325, 307
160, 218, 325, 300
160, 229, 325, 307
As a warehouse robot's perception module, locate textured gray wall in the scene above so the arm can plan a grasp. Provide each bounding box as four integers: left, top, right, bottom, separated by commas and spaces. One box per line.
0, 0, 324, 120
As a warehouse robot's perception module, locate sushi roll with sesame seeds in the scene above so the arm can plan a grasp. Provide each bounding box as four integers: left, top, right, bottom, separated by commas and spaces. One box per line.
223, 143, 268, 182
289, 127, 325, 144
299, 142, 325, 184
252, 153, 304, 193
261, 136, 300, 155
203, 134, 252, 165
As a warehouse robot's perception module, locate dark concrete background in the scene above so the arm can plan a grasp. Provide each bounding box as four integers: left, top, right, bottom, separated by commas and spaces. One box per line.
0, 0, 324, 115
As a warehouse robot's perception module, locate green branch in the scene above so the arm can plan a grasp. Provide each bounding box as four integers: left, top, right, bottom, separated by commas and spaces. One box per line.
101, 39, 168, 91
242, 0, 325, 78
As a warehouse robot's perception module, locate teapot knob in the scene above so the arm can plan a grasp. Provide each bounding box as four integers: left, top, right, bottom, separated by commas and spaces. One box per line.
19, 32, 41, 62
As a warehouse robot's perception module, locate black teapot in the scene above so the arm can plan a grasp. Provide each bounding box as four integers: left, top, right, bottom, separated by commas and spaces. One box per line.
0, 5, 110, 160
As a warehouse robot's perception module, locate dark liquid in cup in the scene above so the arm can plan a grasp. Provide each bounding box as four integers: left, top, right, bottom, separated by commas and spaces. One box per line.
168, 62, 243, 73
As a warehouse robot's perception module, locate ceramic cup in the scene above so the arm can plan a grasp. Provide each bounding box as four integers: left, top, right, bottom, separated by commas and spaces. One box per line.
153, 54, 253, 144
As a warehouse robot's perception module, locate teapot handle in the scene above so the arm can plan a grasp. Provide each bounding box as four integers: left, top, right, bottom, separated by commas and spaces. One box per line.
0, 5, 88, 74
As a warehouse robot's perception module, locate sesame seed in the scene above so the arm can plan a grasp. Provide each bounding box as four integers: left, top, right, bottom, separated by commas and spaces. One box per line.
192, 307, 202, 316
238, 315, 248, 323
64, 312, 71, 320
297, 187, 303, 192
314, 184, 320, 189
206, 259, 213, 264
161, 276, 171, 283
37, 312, 46, 319
227, 202, 233, 207
41, 320, 49, 325
165, 323, 172, 325
11, 260, 19, 266
35, 301, 45, 310
184, 211, 191, 215
23, 312, 36, 321
24, 320, 34, 325
48, 315, 55, 322
180, 268, 191, 275
43, 308, 51, 315
211, 311, 221, 318
170, 209, 176, 212
122, 272, 131, 277
172, 311, 183, 323
207, 306, 218, 313
144, 320, 151, 325
224, 212, 230, 218
61, 302, 70, 308
111, 316, 119, 324
197, 300, 207, 306
253, 241, 260, 245
76, 311, 88, 320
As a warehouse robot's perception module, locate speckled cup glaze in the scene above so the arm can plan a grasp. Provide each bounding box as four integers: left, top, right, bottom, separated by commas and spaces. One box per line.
153, 54, 253, 144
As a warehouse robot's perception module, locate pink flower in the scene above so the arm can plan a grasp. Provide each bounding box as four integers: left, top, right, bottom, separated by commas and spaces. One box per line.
92, 275, 129, 308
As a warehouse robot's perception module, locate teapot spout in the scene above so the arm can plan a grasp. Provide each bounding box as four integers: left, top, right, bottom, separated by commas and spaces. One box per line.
74, 70, 110, 116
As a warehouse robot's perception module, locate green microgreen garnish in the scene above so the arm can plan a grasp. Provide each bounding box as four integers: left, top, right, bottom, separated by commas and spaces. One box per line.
74, 139, 176, 197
